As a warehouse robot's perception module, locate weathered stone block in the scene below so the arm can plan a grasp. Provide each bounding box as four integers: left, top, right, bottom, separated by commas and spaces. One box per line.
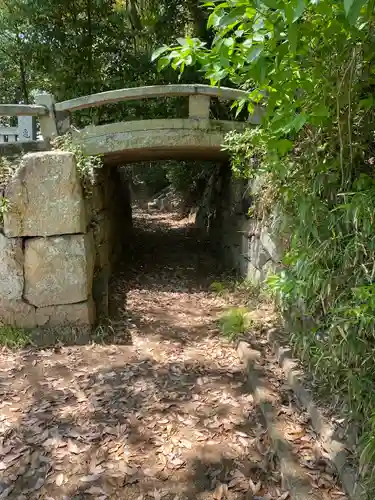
260, 227, 282, 262
92, 267, 109, 318
261, 260, 277, 280
24, 233, 94, 307
246, 262, 262, 285
36, 298, 95, 327
249, 237, 271, 269
0, 234, 24, 300
0, 299, 37, 328
85, 183, 105, 224
4, 151, 86, 237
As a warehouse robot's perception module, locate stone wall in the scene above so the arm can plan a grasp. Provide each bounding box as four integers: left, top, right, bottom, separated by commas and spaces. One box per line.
0, 151, 131, 329
88, 166, 132, 319
222, 175, 283, 284
0, 151, 95, 328
194, 167, 283, 284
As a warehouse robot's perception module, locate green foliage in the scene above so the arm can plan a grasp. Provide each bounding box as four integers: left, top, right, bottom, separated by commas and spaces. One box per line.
158, 0, 375, 489
209, 280, 227, 294
0, 0, 206, 125
165, 161, 216, 202
0, 325, 32, 349
128, 160, 216, 203
128, 163, 169, 197
219, 307, 252, 340
0, 156, 17, 225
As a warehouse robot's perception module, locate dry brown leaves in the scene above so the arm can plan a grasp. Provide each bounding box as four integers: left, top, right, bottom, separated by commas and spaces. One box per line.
0, 211, 347, 499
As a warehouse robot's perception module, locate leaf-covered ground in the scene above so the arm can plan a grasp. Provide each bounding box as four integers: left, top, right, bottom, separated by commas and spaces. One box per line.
0, 210, 347, 499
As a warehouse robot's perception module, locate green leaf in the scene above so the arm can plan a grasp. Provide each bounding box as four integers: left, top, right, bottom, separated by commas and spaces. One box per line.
344, 0, 355, 15
261, 0, 279, 8
293, 0, 306, 22
151, 45, 169, 62
359, 97, 374, 109
177, 37, 188, 47
223, 37, 235, 47
292, 112, 308, 131
218, 12, 242, 27
288, 23, 298, 52
275, 139, 294, 155
246, 46, 263, 63
346, 0, 367, 23
157, 56, 170, 71
207, 11, 224, 28
233, 98, 247, 117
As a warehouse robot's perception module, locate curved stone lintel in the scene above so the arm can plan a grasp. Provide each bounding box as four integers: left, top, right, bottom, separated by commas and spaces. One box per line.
74, 118, 248, 164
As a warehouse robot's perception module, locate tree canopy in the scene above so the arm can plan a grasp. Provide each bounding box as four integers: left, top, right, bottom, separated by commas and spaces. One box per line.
0, 0, 207, 125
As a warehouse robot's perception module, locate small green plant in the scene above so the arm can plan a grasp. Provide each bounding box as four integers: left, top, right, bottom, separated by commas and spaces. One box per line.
209, 281, 227, 295
0, 156, 16, 225
219, 307, 252, 340
52, 133, 102, 196
0, 196, 8, 224
0, 326, 32, 349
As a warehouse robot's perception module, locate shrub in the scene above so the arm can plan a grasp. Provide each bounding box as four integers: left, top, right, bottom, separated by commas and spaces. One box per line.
0, 326, 32, 349
219, 307, 252, 340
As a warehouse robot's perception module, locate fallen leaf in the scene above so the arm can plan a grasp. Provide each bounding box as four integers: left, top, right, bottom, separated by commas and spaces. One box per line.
80, 474, 100, 483
86, 486, 107, 496
214, 483, 228, 499
249, 478, 262, 495
67, 439, 81, 454
55, 473, 64, 486
287, 430, 305, 441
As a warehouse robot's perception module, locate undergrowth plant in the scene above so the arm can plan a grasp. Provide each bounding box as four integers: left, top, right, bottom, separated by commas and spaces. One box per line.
0, 325, 32, 349
219, 307, 252, 340
153, 0, 375, 491
52, 133, 102, 196
0, 156, 16, 226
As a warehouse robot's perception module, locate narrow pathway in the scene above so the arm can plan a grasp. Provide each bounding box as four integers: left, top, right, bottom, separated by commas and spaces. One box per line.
0, 211, 346, 499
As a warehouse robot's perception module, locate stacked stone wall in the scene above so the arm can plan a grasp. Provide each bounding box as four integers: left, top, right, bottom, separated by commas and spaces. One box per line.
88, 166, 132, 319
0, 151, 108, 328
194, 167, 283, 283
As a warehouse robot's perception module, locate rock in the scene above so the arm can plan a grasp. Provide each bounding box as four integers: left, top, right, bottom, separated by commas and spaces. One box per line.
250, 174, 266, 195
261, 260, 277, 280
36, 298, 95, 326
249, 237, 271, 269
92, 266, 110, 318
147, 201, 157, 210
260, 227, 282, 262
4, 151, 86, 237
24, 233, 94, 307
0, 299, 37, 328
0, 234, 24, 300
85, 182, 105, 224
246, 262, 262, 285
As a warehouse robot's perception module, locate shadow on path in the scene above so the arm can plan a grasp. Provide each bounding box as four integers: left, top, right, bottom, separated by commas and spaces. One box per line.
0, 210, 281, 499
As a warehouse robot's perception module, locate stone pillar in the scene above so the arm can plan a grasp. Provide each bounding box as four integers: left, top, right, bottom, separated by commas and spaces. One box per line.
34, 93, 58, 141
0, 151, 95, 328
17, 116, 37, 142
189, 94, 211, 119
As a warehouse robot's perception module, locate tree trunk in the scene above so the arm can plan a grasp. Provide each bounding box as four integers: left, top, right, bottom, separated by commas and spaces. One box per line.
19, 56, 28, 104
86, 0, 93, 94
187, 0, 211, 43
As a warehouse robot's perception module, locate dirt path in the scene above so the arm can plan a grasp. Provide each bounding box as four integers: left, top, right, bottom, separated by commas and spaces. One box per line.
0, 211, 346, 499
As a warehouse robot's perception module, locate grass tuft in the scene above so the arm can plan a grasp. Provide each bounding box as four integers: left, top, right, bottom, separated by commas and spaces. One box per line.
0, 325, 32, 349
218, 307, 252, 340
